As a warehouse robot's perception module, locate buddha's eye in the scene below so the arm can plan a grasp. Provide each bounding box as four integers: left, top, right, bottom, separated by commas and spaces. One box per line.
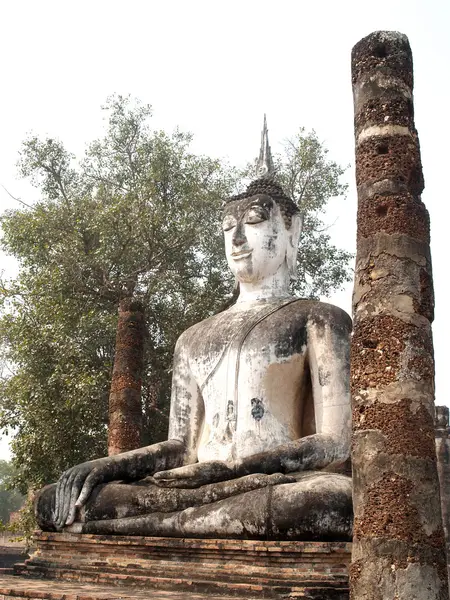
222, 216, 237, 232
245, 206, 269, 224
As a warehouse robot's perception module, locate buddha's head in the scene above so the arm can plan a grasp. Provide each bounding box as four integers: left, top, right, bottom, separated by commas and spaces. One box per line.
222, 177, 303, 285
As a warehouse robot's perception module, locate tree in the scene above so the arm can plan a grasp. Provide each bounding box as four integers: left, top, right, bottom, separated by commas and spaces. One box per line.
276, 128, 351, 298
0, 97, 352, 491
0, 460, 24, 524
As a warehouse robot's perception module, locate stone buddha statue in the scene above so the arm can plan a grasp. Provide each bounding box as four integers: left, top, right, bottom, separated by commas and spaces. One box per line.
36, 120, 353, 541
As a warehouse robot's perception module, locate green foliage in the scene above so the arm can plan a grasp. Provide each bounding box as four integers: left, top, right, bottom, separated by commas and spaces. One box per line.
0, 97, 352, 491
1, 495, 37, 552
0, 460, 24, 523
277, 129, 352, 297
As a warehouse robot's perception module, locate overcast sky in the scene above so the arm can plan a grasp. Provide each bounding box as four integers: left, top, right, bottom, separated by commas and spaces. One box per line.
1, 0, 449, 460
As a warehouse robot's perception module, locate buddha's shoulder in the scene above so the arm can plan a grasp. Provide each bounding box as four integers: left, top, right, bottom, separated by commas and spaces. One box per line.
300, 300, 352, 332
246, 298, 351, 330
175, 299, 351, 350
173, 311, 228, 349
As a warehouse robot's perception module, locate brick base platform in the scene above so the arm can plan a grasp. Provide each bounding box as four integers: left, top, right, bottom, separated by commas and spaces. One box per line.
9, 533, 351, 599
0, 574, 247, 600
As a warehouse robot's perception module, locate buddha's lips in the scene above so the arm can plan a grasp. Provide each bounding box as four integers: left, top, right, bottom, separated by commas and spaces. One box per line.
231, 249, 253, 260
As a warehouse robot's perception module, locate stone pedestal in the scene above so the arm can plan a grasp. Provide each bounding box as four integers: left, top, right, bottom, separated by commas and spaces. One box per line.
9, 532, 351, 599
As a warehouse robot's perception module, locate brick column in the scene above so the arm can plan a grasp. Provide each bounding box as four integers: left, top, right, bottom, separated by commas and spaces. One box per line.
350, 31, 448, 599
108, 297, 145, 456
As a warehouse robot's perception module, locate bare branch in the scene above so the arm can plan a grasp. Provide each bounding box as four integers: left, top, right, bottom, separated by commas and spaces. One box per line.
0, 185, 32, 209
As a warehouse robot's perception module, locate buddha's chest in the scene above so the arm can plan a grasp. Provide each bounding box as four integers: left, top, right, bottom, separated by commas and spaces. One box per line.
188, 305, 308, 387
186, 304, 310, 460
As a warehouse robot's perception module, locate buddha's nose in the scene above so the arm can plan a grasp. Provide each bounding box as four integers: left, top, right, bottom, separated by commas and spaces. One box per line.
232, 222, 247, 246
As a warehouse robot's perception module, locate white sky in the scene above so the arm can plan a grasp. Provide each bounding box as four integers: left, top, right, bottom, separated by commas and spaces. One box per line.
0, 0, 449, 460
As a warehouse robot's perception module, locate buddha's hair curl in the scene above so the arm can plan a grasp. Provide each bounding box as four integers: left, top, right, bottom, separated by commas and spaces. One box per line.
224, 177, 300, 229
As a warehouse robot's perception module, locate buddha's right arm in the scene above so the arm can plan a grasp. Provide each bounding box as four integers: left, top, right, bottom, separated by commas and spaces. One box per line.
54, 439, 186, 529
55, 329, 203, 529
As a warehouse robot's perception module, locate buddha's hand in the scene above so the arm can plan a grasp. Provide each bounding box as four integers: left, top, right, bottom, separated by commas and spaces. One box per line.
53, 456, 121, 530
153, 460, 236, 488
52, 440, 185, 530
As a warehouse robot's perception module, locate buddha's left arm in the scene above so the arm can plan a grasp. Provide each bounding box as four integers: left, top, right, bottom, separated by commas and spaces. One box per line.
295, 306, 352, 465
232, 305, 352, 477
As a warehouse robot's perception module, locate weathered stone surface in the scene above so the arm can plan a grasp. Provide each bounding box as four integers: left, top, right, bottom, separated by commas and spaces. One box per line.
350, 30, 448, 599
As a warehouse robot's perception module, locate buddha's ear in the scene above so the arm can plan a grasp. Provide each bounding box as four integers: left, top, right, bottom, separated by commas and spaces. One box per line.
286, 213, 303, 280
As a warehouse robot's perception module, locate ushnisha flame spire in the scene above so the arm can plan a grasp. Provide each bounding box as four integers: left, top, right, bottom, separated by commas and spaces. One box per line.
256, 114, 275, 178
224, 116, 299, 228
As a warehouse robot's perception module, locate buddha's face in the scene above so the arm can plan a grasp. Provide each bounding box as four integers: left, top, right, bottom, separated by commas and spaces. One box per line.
222, 195, 289, 284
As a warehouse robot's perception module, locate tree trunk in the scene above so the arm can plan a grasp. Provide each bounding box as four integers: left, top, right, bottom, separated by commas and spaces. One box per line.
350, 31, 448, 599
107, 297, 145, 456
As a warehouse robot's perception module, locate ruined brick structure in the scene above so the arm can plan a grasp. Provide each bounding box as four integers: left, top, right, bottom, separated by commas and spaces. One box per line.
350, 31, 449, 598
107, 297, 145, 456
11, 535, 351, 598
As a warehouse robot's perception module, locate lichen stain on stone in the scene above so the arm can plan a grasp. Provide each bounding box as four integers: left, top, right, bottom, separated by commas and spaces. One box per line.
318, 366, 331, 386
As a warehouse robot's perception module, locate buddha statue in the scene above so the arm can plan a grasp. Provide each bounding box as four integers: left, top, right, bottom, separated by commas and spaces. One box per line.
36, 119, 353, 541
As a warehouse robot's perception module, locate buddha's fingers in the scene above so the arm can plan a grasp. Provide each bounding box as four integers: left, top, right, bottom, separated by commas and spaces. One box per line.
154, 464, 205, 488
54, 480, 63, 526
66, 470, 90, 526
54, 469, 72, 528
75, 468, 103, 509
154, 464, 195, 480
155, 477, 201, 489
155, 461, 236, 488
266, 473, 296, 485
56, 469, 78, 529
